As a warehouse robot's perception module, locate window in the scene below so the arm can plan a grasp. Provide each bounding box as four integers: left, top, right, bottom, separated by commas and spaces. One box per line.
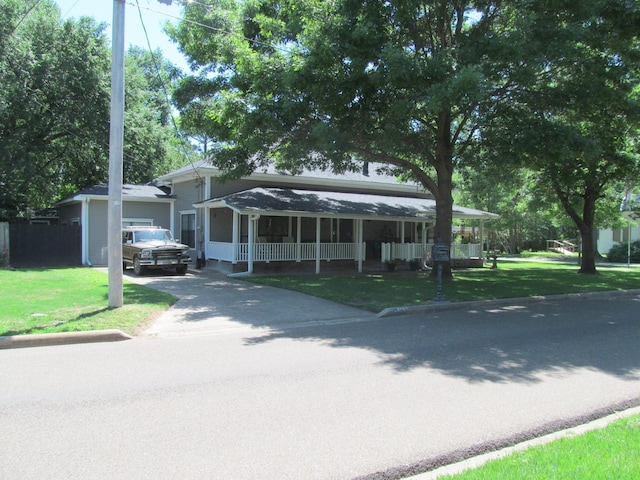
181, 212, 196, 248
123, 218, 153, 227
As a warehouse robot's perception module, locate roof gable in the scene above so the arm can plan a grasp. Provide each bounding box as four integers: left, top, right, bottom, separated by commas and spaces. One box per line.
56, 184, 172, 205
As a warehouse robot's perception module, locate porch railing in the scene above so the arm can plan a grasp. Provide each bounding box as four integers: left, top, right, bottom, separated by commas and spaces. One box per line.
381, 242, 482, 262
207, 241, 366, 263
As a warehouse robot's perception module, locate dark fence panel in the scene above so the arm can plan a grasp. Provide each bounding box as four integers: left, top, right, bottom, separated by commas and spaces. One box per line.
9, 224, 82, 267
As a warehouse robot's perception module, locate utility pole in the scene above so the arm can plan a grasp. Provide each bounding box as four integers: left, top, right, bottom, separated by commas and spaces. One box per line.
108, 0, 125, 308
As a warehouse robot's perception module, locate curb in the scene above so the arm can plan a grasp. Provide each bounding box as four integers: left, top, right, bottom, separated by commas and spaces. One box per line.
0, 329, 133, 350
376, 289, 640, 318
408, 405, 640, 479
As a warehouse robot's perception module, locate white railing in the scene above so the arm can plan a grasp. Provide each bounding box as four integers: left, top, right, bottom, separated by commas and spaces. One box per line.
381, 242, 482, 262
207, 241, 366, 263
546, 239, 576, 254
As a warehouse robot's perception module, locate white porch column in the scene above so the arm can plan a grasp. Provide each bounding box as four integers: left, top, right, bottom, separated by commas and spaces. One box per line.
82, 198, 90, 265
356, 218, 363, 273
248, 214, 259, 274
204, 206, 210, 259
315, 217, 321, 274
232, 211, 239, 264
296, 216, 302, 262
400, 221, 405, 244
480, 220, 485, 258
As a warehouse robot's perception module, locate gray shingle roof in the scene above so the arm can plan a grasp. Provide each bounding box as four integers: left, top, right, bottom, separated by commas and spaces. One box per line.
56, 184, 172, 205
202, 188, 498, 221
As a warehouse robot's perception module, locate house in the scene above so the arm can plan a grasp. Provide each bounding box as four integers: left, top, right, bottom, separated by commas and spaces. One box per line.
157, 161, 498, 273
597, 209, 640, 256
57, 161, 499, 272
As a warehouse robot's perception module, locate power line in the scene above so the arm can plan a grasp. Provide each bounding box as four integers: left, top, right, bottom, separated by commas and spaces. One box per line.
9, 0, 44, 35
134, 0, 203, 181
123, 0, 293, 54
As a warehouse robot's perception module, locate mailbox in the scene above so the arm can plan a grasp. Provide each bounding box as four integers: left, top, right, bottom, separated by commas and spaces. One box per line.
432, 240, 450, 262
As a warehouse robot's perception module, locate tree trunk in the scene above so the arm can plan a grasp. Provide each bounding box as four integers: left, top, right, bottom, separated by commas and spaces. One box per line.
553, 182, 599, 274
429, 111, 455, 280
430, 183, 454, 279
578, 194, 598, 274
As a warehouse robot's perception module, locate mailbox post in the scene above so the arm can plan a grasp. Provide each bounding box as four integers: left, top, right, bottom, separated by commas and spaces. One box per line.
432, 239, 450, 302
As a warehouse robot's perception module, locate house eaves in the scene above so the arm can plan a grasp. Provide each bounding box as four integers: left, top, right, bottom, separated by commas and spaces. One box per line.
55, 184, 174, 206
156, 160, 429, 198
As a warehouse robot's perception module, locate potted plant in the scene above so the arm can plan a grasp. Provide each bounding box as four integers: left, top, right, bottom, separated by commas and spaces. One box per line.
384, 259, 396, 272
409, 258, 421, 271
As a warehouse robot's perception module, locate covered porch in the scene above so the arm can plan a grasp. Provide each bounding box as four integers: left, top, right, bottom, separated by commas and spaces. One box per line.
198, 188, 498, 274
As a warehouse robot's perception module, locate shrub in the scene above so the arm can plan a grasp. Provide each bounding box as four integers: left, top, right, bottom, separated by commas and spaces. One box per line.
607, 240, 640, 263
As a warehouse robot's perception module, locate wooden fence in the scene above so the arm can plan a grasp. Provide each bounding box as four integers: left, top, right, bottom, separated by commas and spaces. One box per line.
0, 222, 8, 266
8, 224, 82, 267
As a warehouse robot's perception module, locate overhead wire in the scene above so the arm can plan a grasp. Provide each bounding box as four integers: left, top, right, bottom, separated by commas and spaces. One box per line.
123, 0, 294, 54
7, 0, 295, 188
8, 0, 44, 35
1, 2, 165, 188
133, 0, 203, 181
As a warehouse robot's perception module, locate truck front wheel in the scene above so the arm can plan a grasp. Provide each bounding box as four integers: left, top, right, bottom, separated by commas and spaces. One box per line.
133, 257, 146, 276
176, 264, 187, 275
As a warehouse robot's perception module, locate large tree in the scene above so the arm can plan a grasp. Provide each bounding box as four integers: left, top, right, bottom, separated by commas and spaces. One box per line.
0, 1, 192, 220
123, 46, 192, 184
169, 0, 532, 277
0, 0, 111, 219
483, 0, 640, 273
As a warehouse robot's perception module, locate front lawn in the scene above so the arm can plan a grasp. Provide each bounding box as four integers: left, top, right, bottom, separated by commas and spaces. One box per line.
0, 268, 176, 336
247, 261, 640, 312
442, 414, 640, 479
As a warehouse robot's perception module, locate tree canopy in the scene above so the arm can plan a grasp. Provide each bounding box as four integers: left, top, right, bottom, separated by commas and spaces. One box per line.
481, 0, 640, 272
169, 0, 640, 274
168, 0, 529, 276
0, 0, 192, 221
0, 0, 111, 220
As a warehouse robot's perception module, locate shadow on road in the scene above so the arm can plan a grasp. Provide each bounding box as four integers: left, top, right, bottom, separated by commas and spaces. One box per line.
244, 296, 640, 384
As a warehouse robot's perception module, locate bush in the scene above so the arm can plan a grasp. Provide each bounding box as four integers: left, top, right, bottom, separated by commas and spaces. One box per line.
607, 240, 640, 263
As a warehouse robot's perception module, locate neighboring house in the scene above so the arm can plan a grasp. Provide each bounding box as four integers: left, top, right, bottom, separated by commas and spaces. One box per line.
156, 161, 499, 273
598, 212, 640, 256
56, 184, 175, 266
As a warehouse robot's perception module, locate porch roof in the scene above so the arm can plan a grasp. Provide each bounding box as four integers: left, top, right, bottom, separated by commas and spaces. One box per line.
197, 188, 498, 221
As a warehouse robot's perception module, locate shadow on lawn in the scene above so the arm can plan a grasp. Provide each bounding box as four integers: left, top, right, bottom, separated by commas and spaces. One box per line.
1, 307, 110, 336
244, 295, 640, 384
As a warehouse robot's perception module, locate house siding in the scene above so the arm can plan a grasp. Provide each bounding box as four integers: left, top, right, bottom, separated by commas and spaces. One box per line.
598, 225, 640, 255
87, 200, 173, 265
58, 203, 82, 225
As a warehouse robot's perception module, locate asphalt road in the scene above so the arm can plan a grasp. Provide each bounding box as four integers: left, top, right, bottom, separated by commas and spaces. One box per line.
1, 294, 639, 479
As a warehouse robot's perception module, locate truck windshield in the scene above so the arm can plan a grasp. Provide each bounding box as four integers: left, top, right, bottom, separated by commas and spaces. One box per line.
135, 230, 173, 242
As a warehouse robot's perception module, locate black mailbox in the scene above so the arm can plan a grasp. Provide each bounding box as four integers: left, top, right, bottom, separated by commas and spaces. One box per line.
432, 240, 450, 262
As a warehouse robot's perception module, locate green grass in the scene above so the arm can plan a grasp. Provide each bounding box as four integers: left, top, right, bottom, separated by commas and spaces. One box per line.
442, 414, 640, 479
247, 261, 640, 312
0, 267, 176, 336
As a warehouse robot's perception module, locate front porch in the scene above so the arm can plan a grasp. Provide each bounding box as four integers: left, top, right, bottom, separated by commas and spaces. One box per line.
198, 187, 497, 274
206, 239, 485, 274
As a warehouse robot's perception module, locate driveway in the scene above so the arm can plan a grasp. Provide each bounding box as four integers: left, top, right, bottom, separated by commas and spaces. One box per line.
128, 268, 378, 336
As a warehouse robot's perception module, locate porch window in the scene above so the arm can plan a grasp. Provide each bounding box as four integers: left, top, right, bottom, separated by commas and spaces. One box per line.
181, 212, 196, 248
258, 216, 290, 242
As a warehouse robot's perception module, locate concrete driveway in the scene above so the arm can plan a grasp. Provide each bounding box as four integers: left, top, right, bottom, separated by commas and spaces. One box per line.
128, 267, 378, 337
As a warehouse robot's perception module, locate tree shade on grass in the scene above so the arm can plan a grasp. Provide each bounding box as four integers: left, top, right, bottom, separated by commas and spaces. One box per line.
0, 268, 176, 336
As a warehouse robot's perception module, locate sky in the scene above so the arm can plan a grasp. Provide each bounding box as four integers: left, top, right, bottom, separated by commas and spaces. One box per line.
54, 0, 190, 70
